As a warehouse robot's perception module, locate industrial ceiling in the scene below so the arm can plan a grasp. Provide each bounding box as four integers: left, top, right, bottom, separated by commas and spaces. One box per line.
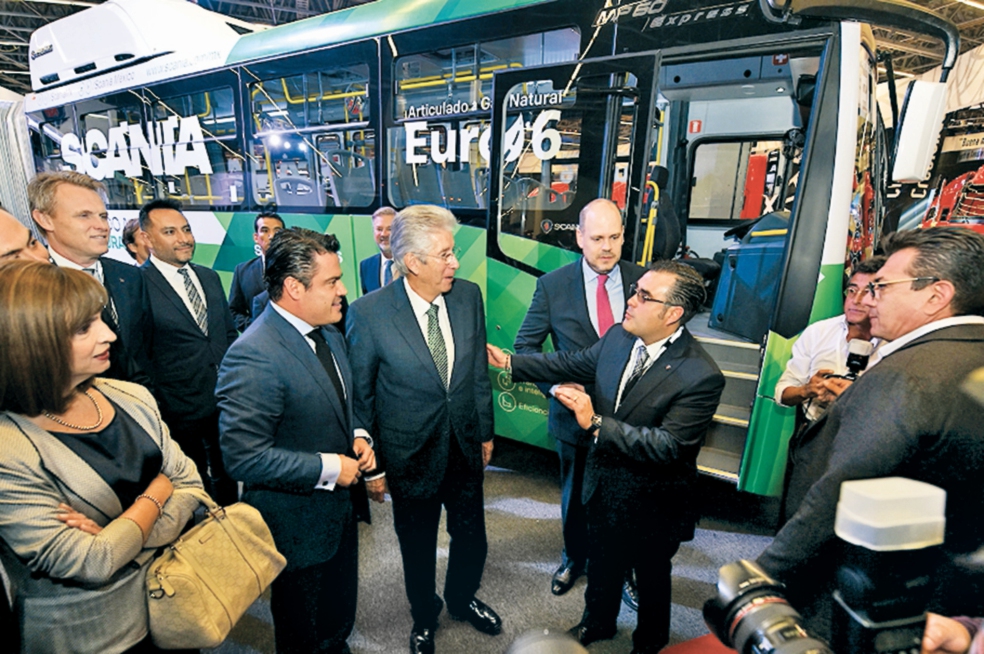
0, 0, 979, 96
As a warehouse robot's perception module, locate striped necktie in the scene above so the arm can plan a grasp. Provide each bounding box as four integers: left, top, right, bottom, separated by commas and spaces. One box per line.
82, 266, 119, 327
426, 303, 448, 388
177, 268, 209, 335
383, 259, 393, 286
621, 344, 650, 403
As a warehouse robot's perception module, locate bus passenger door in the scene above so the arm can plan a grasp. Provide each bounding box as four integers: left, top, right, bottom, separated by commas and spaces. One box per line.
484, 55, 659, 449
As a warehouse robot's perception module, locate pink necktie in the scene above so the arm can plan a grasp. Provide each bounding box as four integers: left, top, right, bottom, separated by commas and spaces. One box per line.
596, 274, 614, 336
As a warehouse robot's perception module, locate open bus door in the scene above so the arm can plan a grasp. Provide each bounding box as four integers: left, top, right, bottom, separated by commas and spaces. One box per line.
483, 54, 659, 449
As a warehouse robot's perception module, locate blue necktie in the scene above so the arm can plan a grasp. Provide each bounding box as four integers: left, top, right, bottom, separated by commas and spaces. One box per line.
383, 259, 393, 285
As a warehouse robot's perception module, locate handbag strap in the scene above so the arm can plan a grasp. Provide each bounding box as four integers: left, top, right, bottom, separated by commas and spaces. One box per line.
182, 486, 223, 514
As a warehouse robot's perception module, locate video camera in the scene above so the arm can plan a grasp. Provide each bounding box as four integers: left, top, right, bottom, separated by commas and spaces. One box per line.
704, 478, 946, 654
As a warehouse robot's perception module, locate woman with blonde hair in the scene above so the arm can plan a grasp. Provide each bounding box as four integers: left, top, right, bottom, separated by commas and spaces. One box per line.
0, 260, 203, 653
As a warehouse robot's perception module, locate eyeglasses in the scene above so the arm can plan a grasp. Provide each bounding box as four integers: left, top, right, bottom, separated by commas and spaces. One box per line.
415, 247, 462, 266
843, 286, 864, 298
629, 283, 677, 306
864, 276, 939, 299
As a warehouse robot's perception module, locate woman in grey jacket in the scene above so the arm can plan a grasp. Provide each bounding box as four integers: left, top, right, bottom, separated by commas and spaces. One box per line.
0, 260, 203, 653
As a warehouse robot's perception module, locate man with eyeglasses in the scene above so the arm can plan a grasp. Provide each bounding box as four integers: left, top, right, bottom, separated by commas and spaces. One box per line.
774, 256, 886, 423
758, 227, 984, 639
489, 260, 725, 654
514, 198, 646, 599
347, 205, 500, 654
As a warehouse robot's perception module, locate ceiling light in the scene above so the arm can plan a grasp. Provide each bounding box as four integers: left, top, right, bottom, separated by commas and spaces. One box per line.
958, 0, 984, 11
0, 40, 26, 47
0, 70, 30, 76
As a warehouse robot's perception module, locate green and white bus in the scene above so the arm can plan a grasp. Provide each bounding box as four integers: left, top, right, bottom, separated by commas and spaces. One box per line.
25, 0, 956, 496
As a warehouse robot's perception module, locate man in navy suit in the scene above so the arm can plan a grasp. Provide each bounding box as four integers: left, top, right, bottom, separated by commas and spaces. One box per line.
139, 198, 239, 504
359, 206, 397, 295
218, 228, 374, 654
490, 261, 725, 654
515, 198, 645, 596
29, 172, 154, 387
347, 205, 500, 654
229, 210, 284, 331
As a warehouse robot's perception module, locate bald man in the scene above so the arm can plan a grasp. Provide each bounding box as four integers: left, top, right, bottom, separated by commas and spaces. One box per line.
0, 209, 48, 262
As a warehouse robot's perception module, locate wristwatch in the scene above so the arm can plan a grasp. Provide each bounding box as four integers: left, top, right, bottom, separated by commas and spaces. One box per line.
590, 414, 603, 430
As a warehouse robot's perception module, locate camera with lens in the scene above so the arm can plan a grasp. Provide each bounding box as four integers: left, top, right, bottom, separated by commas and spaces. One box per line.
704, 478, 946, 654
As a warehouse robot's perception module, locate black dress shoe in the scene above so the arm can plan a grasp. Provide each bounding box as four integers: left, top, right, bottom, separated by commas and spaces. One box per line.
409, 627, 435, 654
551, 560, 582, 596
448, 598, 502, 635
568, 621, 617, 646
622, 571, 639, 612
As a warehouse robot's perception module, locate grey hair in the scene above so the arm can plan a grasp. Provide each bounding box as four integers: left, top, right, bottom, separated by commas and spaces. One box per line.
390, 205, 458, 276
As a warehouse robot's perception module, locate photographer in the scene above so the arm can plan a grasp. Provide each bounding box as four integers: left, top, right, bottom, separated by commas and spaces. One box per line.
775, 257, 885, 422
756, 228, 984, 636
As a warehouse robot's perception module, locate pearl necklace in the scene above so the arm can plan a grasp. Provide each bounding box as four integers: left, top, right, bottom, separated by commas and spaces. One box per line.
43, 390, 104, 431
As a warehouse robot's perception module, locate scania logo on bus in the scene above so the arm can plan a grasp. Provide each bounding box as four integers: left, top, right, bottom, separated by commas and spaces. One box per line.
30, 42, 53, 60
541, 220, 553, 233
593, 0, 668, 26
61, 115, 213, 181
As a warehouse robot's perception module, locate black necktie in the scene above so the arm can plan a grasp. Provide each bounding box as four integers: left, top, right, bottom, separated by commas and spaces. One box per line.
308, 329, 346, 402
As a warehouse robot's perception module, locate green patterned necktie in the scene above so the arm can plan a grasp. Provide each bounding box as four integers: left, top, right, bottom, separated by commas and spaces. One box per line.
426, 303, 448, 388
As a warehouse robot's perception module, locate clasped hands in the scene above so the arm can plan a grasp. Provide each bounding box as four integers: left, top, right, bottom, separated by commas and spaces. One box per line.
338, 437, 377, 487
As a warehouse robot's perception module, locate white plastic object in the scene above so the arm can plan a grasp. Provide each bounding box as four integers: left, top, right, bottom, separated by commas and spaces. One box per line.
892, 81, 947, 184
834, 477, 946, 551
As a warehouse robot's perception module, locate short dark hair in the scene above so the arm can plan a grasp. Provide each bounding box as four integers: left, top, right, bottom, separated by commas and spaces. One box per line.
851, 255, 887, 278
882, 227, 984, 316
138, 198, 183, 230
122, 218, 140, 259
255, 211, 284, 233
0, 260, 108, 415
647, 259, 706, 324
265, 228, 341, 301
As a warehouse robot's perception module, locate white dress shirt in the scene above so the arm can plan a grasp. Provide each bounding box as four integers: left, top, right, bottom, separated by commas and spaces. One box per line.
403, 277, 456, 385
615, 326, 683, 411
149, 254, 208, 322
582, 258, 625, 337
774, 314, 884, 421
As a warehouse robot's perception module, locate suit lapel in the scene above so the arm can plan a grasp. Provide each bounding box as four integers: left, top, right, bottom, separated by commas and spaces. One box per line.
192, 264, 220, 341
446, 286, 472, 390
615, 331, 691, 418
570, 261, 596, 338
143, 262, 204, 335
267, 308, 348, 427
389, 283, 446, 389
5, 413, 123, 520
602, 334, 635, 411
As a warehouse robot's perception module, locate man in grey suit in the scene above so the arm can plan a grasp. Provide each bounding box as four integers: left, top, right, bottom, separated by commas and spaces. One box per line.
347, 205, 500, 654
217, 228, 375, 654
758, 227, 984, 637
490, 261, 724, 653
515, 198, 645, 596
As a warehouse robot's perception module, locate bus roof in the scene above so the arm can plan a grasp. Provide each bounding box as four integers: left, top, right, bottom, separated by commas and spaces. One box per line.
226, 0, 555, 65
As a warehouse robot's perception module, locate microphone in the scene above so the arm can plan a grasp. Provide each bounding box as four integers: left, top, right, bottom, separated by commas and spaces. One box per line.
845, 339, 875, 379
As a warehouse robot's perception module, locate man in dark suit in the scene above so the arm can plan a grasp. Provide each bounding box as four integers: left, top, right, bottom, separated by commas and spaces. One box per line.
139, 198, 239, 504
359, 206, 397, 295
490, 261, 725, 654
758, 227, 984, 636
28, 172, 153, 386
218, 228, 374, 654
347, 205, 500, 654
228, 210, 285, 331
515, 198, 645, 596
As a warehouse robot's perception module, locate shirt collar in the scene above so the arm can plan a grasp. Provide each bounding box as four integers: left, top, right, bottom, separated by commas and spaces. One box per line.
581, 258, 622, 285
634, 326, 684, 361
403, 277, 446, 317
149, 253, 190, 277
270, 300, 317, 338
878, 315, 984, 357
49, 248, 99, 273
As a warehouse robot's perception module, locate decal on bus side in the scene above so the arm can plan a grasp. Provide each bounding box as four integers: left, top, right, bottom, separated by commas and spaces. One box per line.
61, 115, 213, 181
405, 109, 561, 165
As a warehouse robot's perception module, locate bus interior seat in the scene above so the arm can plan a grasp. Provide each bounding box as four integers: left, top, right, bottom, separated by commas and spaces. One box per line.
323, 149, 375, 207
441, 163, 481, 209
708, 210, 790, 342
252, 172, 273, 204
397, 162, 443, 205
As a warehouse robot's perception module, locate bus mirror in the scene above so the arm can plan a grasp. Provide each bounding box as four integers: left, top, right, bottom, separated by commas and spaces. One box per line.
892, 80, 946, 184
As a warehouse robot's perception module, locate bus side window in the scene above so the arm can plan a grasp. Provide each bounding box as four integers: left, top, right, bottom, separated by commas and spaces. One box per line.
247, 65, 375, 211
688, 138, 793, 222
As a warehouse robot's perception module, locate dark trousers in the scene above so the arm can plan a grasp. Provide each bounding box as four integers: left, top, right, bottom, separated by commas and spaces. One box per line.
391, 439, 488, 628
557, 439, 589, 566
270, 512, 359, 654
162, 410, 238, 505
584, 498, 682, 652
